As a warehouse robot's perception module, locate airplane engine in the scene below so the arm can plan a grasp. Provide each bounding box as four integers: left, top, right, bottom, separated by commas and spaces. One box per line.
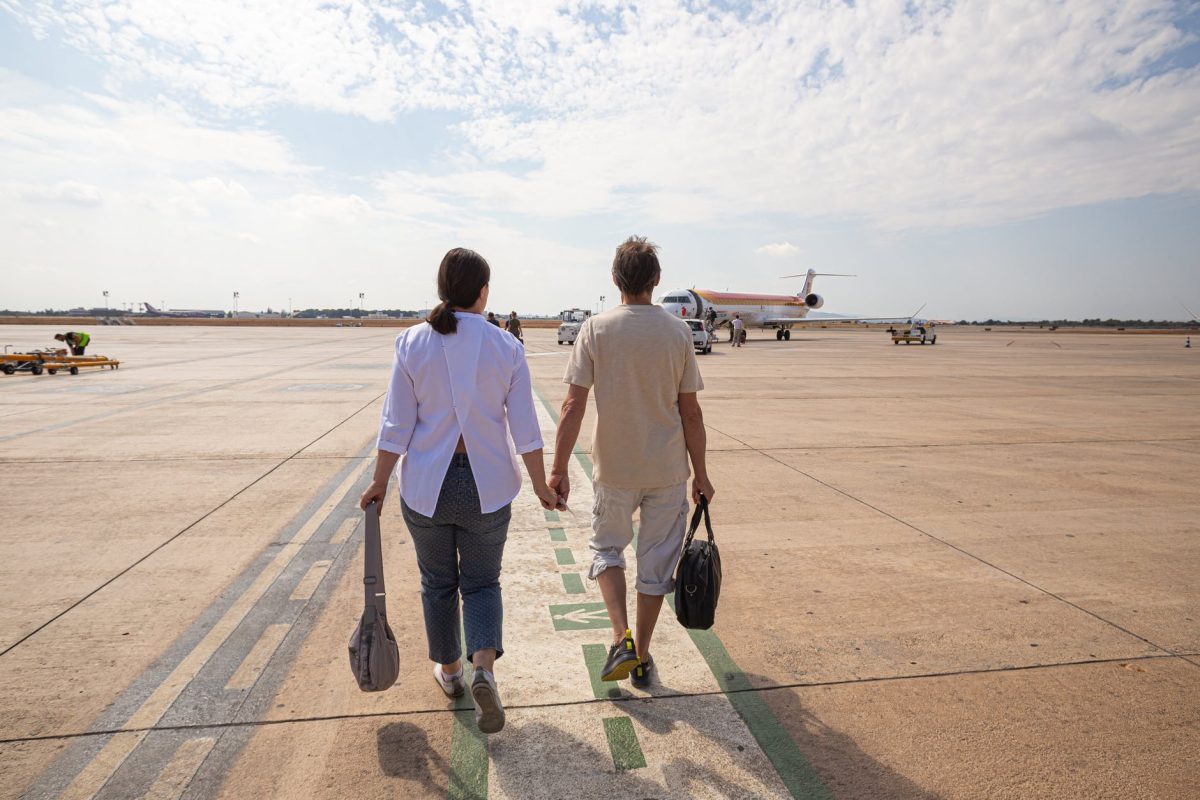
805, 293, 825, 310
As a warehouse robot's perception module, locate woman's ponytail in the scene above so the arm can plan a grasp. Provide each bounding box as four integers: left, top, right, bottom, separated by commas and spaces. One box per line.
426, 248, 491, 336
427, 301, 458, 335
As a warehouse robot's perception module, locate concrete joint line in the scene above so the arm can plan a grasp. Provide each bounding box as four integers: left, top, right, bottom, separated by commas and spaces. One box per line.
4, 652, 1190, 748
0, 396, 382, 660
704, 422, 1188, 662
44, 456, 374, 800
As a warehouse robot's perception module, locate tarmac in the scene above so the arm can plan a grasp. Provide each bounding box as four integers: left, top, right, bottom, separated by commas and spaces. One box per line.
0, 323, 1196, 800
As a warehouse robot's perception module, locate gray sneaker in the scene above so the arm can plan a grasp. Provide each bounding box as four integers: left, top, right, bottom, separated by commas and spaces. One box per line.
631, 654, 655, 689
471, 669, 505, 734
433, 663, 465, 698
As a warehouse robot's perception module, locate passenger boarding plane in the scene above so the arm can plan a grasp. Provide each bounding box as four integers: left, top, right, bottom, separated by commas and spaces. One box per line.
657, 269, 917, 341
142, 302, 225, 319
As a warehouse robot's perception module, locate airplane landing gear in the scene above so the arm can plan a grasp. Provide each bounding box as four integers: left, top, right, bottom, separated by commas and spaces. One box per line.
776, 329, 791, 341
776, 330, 783, 341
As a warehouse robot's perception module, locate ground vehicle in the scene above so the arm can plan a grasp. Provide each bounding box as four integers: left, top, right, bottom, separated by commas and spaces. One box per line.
890, 325, 937, 345
557, 308, 592, 345
688, 319, 714, 354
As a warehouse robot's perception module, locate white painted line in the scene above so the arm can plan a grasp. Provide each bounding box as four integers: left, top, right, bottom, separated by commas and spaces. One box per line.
58, 457, 372, 800
225, 623, 293, 691
289, 560, 333, 602
142, 737, 216, 800
329, 516, 359, 545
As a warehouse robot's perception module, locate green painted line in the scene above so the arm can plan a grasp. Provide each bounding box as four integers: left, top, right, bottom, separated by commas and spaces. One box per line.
535, 377, 828, 797
554, 547, 576, 566
550, 601, 610, 631
603, 716, 647, 771
533, 386, 593, 480
544, 509, 560, 523
668, 598, 831, 799
561, 573, 585, 594
448, 710, 489, 800
549, 527, 568, 542
535, 381, 825, 800
582, 643, 623, 700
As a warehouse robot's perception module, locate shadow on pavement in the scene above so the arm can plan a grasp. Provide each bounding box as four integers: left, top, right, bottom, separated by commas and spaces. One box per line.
490, 718, 771, 800
376, 722, 449, 795
617, 679, 942, 800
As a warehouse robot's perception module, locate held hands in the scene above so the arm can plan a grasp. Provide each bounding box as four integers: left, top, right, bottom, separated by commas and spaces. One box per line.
548, 472, 571, 509
533, 481, 566, 511
359, 480, 387, 513
691, 474, 716, 506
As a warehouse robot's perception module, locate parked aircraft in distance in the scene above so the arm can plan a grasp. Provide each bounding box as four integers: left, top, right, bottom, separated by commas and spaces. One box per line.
656, 270, 920, 341
142, 302, 225, 318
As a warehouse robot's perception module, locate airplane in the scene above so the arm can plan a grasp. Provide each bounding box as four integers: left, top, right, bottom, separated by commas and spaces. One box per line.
142, 302, 225, 318
656, 269, 920, 341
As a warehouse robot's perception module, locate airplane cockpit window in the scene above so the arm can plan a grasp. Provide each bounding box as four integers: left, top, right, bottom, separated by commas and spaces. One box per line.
664, 295, 690, 303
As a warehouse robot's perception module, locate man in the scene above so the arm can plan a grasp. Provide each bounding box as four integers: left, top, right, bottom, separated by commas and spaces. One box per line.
54, 331, 90, 356
486, 311, 501, 327
504, 311, 523, 344
551, 236, 715, 689
731, 312, 744, 347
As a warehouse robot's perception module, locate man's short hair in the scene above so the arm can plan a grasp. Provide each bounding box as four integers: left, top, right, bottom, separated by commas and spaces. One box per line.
612, 236, 661, 297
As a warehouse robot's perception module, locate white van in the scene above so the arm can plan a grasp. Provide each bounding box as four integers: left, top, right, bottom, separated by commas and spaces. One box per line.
687, 319, 714, 355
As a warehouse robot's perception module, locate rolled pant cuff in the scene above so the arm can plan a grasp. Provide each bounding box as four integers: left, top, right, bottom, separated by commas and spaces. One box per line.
634, 577, 675, 596
467, 645, 505, 662
428, 644, 462, 665
588, 555, 626, 581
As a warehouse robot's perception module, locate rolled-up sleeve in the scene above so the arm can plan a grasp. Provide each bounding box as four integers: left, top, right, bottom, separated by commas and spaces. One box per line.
562, 320, 595, 388
377, 343, 417, 456
506, 344, 544, 455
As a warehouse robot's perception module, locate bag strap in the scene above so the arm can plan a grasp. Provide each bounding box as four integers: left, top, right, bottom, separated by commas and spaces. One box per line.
363, 501, 387, 611
682, 493, 715, 550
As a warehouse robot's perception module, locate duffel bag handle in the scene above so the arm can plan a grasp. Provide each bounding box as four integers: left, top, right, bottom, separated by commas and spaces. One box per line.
683, 493, 715, 551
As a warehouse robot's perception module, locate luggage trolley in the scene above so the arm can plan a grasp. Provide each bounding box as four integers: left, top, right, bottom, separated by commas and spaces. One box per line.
39, 354, 122, 375
1, 348, 67, 376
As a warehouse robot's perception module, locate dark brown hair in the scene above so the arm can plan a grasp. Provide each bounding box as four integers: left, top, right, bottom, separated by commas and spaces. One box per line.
427, 248, 491, 335
612, 235, 660, 297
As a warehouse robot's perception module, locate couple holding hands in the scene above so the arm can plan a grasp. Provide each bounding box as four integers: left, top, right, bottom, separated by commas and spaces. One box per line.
359, 237, 713, 734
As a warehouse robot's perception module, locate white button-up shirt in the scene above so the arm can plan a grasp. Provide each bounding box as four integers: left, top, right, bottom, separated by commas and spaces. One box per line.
376, 312, 544, 517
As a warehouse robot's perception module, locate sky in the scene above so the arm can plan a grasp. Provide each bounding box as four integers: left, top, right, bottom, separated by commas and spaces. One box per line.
1, 0, 1198, 320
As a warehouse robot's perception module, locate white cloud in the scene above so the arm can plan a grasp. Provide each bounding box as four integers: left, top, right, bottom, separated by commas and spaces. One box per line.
5, 2, 1199, 229
755, 242, 800, 258
19, 180, 102, 206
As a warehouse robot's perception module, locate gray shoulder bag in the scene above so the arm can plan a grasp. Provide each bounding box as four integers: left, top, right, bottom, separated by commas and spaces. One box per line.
348, 501, 401, 691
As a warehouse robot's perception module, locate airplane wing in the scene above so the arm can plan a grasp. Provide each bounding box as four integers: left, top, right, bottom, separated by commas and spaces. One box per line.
761, 304, 927, 326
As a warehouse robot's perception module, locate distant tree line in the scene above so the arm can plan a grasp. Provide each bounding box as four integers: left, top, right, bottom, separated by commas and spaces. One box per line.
959, 319, 1198, 328
292, 308, 422, 319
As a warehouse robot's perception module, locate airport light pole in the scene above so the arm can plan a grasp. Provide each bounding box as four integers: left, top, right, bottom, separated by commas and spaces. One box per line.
359, 292, 365, 315
233, 291, 239, 317
102, 290, 108, 313
600, 295, 606, 312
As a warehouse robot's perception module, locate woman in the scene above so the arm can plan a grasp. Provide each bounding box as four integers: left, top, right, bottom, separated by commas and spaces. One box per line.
359, 248, 560, 735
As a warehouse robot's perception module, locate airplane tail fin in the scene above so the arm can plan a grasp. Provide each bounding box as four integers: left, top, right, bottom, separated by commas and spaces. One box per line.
143, 302, 158, 314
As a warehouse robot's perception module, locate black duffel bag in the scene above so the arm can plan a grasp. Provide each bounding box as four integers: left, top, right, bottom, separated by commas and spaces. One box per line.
674, 494, 722, 630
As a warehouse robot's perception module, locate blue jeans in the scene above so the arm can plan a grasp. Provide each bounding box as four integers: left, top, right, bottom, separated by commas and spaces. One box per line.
401, 454, 511, 664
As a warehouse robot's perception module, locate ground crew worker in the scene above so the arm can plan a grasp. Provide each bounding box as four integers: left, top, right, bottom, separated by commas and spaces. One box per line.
731, 313, 744, 347
504, 311, 524, 344
487, 312, 501, 327
54, 331, 90, 356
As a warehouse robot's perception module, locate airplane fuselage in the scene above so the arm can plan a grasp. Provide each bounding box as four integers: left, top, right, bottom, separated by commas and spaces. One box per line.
657, 289, 814, 329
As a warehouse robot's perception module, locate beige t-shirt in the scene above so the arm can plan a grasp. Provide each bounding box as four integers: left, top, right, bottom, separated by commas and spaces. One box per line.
562, 304, 704, 488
